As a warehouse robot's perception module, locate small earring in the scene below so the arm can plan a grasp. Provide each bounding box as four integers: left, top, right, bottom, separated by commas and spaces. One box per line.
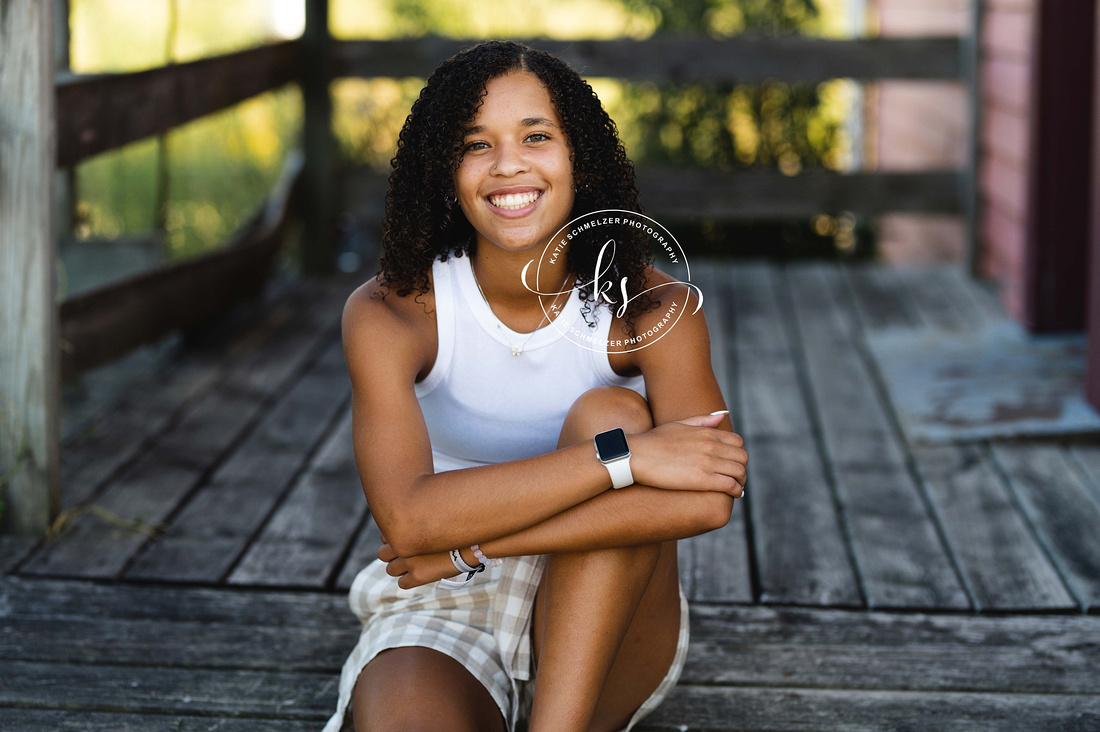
451, 194, 458, 204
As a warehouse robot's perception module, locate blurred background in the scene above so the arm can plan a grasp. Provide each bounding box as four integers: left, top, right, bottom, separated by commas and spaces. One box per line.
59, 0, 970, 301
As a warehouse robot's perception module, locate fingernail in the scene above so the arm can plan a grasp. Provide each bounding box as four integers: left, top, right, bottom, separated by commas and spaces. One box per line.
709, 410, 729, 416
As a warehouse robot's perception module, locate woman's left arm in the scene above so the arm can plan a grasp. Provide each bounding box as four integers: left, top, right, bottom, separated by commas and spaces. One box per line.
380, 272, 746, 588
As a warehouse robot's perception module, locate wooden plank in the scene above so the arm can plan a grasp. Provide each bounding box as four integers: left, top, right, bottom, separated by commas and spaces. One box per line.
785, 264, 968, 610
0, 536, 38, 574
1066, 443, 1100, 503
844, 265, 1076, 611
0, 710, 319, 732
677, 262, 753, 603
58, 151, 303, 379
891, 264, 984, 331
990, 442, 1100, 611
0, 0, 59, 536
335, 36, 964, 83
0, 616, 357, 671
908, 443, 1075, 610
647, 169, 965, 220
949, 266, 1012, 325
56, 41, 300, 166
344, 168, 963, 223
730, 263, 861, 607
5, 577, 1100, 697
334, 511, 384, 591
0, 575, 354, 627
57, 282, 323, 511
18, 287, 347, 579
645, 685, 1100, 731
684, 603, 1100, 693
227, 400, 364, 588
0, 661, 337, 720
124, 340, 350, 583
842, 264, 921, 330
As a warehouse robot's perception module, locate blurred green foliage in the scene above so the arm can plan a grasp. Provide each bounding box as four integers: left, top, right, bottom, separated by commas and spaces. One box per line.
70, 0, 865, 280
332, 0, 856, 175
67, 0, 303, 281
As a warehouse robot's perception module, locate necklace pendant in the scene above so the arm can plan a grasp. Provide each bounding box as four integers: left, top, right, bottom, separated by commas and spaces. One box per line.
511, 346, 523, 356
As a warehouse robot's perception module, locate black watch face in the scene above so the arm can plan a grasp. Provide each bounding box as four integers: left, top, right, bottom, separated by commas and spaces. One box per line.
595, 428, 630, 461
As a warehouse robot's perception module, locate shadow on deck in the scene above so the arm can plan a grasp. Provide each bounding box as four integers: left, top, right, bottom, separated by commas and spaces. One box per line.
2, 260, 1099, 731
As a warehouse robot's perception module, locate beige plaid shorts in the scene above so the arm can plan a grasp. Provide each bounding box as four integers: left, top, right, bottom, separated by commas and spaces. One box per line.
322, 552, 689, 732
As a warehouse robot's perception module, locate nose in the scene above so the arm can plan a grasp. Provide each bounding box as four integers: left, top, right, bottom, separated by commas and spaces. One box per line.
491, 140, 529, 176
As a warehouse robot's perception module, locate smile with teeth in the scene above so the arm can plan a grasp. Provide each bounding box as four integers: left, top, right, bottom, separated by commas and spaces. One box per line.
488, 191, 542, 210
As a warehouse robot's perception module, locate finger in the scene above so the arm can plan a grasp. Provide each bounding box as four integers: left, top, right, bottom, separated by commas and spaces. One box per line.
711, 457, 747, 486
677, 411, 729, 428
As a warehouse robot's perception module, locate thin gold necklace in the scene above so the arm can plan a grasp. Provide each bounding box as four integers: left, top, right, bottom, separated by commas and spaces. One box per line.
470, 260, 572, 356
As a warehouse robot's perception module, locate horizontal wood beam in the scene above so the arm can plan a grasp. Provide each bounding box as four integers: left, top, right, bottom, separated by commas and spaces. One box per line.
334, 36, 963, 84
635, 168, 962, 219
341, 166, 962, 223
58, 151, 304, 379
56, 41, 301, 166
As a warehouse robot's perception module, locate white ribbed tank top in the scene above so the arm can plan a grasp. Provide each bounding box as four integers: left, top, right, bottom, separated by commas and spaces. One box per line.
414, 252, 646, 473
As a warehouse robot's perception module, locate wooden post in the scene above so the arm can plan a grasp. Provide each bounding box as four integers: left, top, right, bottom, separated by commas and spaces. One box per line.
1024, 0, 1097, 331
962, 0, 984, 279
0, 0, 61, 536
301, 0, 336, 276
1085, 0, 1100, 408
54, 0, 74, 242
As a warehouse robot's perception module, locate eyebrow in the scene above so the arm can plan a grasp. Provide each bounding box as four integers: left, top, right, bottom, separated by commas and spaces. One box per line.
463, 117, 558, 135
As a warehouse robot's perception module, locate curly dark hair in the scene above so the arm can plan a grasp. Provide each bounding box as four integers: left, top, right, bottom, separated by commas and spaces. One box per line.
374, 39, 659, 337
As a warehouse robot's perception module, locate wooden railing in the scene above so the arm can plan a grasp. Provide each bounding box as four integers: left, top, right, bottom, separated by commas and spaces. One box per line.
1, 0, 982, 535
337, 34, 977, 224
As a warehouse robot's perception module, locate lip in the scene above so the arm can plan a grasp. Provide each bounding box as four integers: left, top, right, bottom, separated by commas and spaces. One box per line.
485, 186, 545, 218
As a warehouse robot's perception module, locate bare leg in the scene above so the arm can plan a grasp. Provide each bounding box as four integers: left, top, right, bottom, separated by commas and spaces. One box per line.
352, 647, 506, 732
527, 386, 683, 732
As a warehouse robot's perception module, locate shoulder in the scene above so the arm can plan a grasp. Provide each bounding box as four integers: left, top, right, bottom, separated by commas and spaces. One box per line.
342, 268, 438, 382
627, 265, 710, 371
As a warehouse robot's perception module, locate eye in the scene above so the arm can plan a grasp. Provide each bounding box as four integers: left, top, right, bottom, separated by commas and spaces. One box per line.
464, 141, 488, 152
526, 132, 550, 143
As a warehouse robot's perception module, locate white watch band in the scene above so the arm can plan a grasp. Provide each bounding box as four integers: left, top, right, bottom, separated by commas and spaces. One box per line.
603, 456, 634, 489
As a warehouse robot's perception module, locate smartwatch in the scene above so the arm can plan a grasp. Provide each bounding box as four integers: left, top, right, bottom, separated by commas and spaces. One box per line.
594, 427, 634, 489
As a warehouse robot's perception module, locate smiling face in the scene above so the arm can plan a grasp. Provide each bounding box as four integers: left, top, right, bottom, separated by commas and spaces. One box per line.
453, 71, 575, 255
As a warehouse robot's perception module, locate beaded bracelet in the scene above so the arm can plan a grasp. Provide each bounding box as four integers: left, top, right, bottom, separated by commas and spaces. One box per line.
471, 544, 503, 568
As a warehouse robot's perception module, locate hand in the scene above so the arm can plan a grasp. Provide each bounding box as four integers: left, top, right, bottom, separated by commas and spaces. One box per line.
378, 539, 462, 589
629, 412, 747, 497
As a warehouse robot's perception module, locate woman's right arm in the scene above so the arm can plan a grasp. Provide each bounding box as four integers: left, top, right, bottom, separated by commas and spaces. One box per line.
343, 281, 739, 559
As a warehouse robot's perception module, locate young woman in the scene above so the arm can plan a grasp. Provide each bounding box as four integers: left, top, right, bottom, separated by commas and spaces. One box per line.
323, 40, 748, 732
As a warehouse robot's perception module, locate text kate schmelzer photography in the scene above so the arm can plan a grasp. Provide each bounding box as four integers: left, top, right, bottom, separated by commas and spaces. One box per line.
520, 209, 703, 353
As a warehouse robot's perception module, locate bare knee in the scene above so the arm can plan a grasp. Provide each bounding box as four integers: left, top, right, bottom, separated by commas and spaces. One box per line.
559, 386, 653, 446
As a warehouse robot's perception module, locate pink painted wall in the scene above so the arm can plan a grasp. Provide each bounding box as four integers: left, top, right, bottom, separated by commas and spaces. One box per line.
978, 0, 1034, 321
869, 0, 1033, 322
869, 0, 968, 265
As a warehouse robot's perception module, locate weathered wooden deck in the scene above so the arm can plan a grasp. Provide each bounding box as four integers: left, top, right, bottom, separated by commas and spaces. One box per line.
2, 260, 1100, 731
